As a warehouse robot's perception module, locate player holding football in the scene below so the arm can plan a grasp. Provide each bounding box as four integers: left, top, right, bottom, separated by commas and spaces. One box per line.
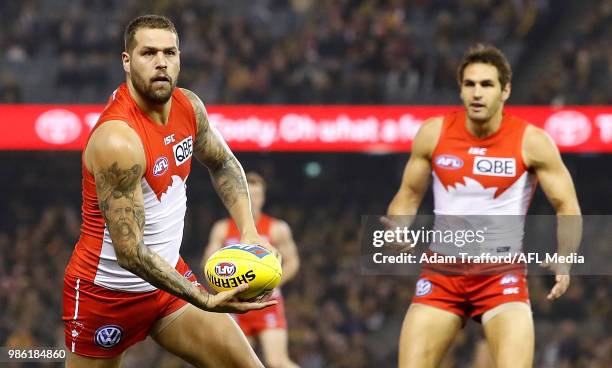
63, 15, 276, 368
203, 172, 301, 368
386, 44, 581, 368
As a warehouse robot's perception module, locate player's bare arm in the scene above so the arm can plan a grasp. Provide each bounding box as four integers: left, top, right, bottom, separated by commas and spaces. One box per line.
523, 125, 582, 300
87, 121, 275, 313
387, 117, 442, 216
271, 220, 300, 286
181, 89, 264, 243
202, 219, 229, 269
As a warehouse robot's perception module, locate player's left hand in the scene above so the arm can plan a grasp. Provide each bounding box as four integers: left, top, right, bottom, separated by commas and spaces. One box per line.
547, 274, 570, 300
540, 261, 571, 300
240, 233, 282, 263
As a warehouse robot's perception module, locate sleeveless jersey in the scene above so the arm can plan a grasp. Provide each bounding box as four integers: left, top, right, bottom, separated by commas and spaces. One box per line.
429, 111, 536, 257
65, 84, 197, 292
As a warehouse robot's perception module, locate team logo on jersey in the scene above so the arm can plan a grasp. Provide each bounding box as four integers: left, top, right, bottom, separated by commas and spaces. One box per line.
500, 274, 518, 285
173, 136, 193, 166
153, 156, 169, 176
415, 278, 432, 296
435, 155, 463, 170
473, 156, 516, 177
94, 325, 123, 348
215, 262, 237, 277
183, 270, 193, 278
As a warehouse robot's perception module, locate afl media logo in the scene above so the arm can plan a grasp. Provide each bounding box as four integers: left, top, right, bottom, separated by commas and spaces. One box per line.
215, 262, 237, 277
94, 325, 123, 348
435, 155, 463, 170
153, 156, 169, 176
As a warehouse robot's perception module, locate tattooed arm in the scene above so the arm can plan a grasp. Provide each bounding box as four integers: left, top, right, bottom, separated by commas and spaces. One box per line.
84, 121, 275, 313
181, 88, 263, 246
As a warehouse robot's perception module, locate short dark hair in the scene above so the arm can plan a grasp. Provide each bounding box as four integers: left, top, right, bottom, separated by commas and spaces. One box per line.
457, 44, 512, 89
124, 15, 178, 54
246, 172, 266, 190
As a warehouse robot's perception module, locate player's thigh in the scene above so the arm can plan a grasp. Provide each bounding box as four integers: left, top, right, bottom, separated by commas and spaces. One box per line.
258, 328, 299, 367
398, 303, 463, 368
65, 351, 122, 368
482, 302, 534, 368
151, 304, 263, 368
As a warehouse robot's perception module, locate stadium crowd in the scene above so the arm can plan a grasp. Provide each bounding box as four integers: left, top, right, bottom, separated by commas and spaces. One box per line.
1, 0, 610, 105
0, 153, 610, 367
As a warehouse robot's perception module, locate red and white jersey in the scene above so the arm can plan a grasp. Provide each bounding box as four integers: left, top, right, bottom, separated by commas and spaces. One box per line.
429, 111, 536, 256
65, 84, 197, 292
223, 214, 281, 297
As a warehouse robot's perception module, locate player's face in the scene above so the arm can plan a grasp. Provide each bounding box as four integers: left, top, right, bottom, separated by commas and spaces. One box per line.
123, 28, 180, 104
249, 183, 265, 214
460, 63, 510, 123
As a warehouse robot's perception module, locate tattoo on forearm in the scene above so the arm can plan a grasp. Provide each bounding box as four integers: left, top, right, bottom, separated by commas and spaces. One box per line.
95, 162, 207, 307
182, 88, 249, 210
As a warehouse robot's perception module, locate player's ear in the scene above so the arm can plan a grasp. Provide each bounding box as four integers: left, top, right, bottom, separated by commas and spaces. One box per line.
501, 82, 511, 102
122, 51, 130, 73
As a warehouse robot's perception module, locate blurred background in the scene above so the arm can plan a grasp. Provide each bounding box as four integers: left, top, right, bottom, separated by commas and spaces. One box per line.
0, 0, 610, 367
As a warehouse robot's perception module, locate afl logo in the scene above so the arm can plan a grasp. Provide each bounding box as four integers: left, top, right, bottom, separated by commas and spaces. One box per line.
415, 278, 433, 296
215, 262, 237, 277
435, 154, 463, 170
544, 110, 592, 147
94, 325, 123, 348
153, 156, 169, 176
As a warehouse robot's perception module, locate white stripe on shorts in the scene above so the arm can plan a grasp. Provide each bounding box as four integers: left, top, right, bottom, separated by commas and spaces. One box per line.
72, 278, 81, 352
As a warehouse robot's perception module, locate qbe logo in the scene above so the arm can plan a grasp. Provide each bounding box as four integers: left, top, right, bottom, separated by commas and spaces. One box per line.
215, 262, 237, 277
415, 278, 432, 297
473, 156, 516, 177
94, 325, 123, 348
173, 136, 193, 166
434, 154, 463, 170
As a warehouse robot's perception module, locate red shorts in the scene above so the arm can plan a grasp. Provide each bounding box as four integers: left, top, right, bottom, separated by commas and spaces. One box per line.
62, 257, 199, 358
234, 293, 287, 336
411, 269, 529, 322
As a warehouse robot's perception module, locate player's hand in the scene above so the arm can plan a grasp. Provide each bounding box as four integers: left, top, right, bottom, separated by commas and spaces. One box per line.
540, 262, 571, 300
379, 216, 415, 253
203, 284, 278, 313
240, 233, 282, 263
547, 274, 570, 300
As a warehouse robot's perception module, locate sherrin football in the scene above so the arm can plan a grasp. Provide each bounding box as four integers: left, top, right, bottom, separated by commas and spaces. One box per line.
204, 244, 282, 301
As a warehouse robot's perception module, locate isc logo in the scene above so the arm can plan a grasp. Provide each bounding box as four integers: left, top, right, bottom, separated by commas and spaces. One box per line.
434, 155, 463, 170
173, 136, 193, 166
215, 262, 237, 277
473, 156, 516, 177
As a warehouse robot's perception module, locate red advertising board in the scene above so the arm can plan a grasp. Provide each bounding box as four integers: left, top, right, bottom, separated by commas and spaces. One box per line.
1, 105, 610, 152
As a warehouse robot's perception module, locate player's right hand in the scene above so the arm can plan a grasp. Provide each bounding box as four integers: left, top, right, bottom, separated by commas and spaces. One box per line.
203, 284, 277, 313
379, 216, 416, 253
